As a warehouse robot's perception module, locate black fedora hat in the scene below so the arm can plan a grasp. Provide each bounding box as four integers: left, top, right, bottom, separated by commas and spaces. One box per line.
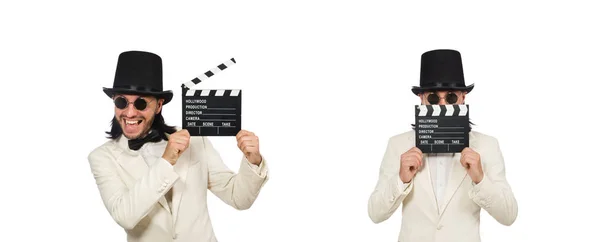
411, 49, 474, 95
103, 51, 173, 104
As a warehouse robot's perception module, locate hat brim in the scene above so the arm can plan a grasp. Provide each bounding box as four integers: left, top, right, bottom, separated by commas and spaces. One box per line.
103, 87, 173, 104
411, 84, 474, 95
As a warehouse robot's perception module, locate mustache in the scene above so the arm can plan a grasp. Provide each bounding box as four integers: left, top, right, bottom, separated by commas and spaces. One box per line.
119, 115, 146, 119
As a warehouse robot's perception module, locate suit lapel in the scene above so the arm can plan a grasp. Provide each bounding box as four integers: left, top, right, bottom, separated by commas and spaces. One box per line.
171, 147, 191, 226
408, 132, 440, 214
115, 136, 171, 214
438, 154, 466, 216
438, 132, 477, 217
423, 154, 441, 215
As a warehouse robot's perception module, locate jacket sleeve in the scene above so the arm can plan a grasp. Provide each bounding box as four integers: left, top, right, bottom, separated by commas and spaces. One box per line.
469, 137, 518, 226
202, 137, 269, 210
368, 138, 414, 223
88, 147, 179, 230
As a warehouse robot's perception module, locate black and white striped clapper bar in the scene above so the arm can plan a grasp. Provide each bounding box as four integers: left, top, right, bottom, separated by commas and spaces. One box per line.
415, 105, 469, 153
181, 58, 241, 136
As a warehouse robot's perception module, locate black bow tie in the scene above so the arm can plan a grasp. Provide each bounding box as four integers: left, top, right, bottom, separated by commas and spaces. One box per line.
128, 130, 162, 151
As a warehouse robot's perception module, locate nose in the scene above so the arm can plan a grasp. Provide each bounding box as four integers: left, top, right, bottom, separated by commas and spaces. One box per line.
124, 103, 137, 117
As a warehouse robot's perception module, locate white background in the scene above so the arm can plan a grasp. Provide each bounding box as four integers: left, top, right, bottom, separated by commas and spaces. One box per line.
1, 1, 599, 241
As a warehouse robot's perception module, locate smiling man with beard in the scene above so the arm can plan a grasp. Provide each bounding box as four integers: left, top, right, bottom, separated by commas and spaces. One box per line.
88, 51, 269, 242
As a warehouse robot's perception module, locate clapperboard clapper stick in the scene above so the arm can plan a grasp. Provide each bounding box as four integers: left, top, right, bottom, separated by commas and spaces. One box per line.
415, 105, 469, 153
181, 58, 241, 136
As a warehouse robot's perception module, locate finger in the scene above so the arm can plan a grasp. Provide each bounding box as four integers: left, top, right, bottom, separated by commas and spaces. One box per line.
406, 152, 422, 168
403, 159, 417, 169
236, 130, 251, 140
463, 154, 477, 163
238, 136, 257, 143
463, 153, 474, 160
240, 140, 258, 150
239, 140, 251, 148
237, 138, 256, 149
241, 147, 258, 157
400, 158, 410, 168
172, 144, 186, 154
466, 157, 479, 169
407, 157, 421, 170
176, 144, 187, 151
408, 155, 421, 170
406, 147, 418, 156
405, 151, 421, 161
171, 131, 186, 140
173, 142, 189, 151
173, 137, 190, 145
171, 133, 188, 141
412, 147, 423, 155
236, 134, 252, 144
460, 155, 469, 168
463, 158, 471, 169
241, 145, 258, 155
176, 135, 190, 141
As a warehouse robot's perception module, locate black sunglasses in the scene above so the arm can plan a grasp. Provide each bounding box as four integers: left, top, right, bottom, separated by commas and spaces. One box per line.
425, 92, 461, 105
114, 96, 154, 111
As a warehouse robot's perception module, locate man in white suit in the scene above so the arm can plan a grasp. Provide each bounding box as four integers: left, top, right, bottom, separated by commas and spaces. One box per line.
88, 51, 268, 242
368, 49, 517, 242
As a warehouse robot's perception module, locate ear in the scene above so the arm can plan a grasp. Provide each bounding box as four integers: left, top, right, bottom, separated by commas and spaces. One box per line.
156, 99, 164, 114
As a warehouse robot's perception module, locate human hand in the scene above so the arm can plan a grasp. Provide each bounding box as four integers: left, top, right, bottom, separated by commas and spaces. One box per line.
460, 147, 484, 184
236, 130, 262, 165
399, 147, 423, 183
162, 129, 190, 165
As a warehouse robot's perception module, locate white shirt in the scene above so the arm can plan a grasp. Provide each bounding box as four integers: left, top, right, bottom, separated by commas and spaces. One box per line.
427, 153, 455, 210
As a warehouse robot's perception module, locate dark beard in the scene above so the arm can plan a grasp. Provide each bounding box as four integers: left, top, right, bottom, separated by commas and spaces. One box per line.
105, 112, 177, 141
118, 115, 155, 140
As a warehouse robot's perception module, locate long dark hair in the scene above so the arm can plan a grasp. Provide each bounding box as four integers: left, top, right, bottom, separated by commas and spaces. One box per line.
105, 112, 177, 141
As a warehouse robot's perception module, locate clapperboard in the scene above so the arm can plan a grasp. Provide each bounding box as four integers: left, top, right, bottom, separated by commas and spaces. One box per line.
415, 105, 469, 153
181, 58, 241, 136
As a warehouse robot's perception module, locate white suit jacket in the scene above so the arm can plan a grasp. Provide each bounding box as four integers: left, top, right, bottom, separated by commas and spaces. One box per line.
368, 130, 517, 242
88, 133, 269, 242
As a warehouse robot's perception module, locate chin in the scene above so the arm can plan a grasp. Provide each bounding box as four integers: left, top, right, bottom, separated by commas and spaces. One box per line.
119, 125, 143, 139
123, 132, 142, 140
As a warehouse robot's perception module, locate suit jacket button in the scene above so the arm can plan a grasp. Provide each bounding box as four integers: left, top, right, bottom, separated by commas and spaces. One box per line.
173, 233, 178, 239
437, 225, 443, 230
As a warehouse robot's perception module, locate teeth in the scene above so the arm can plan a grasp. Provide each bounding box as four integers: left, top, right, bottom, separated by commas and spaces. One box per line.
125, 120, 139, 125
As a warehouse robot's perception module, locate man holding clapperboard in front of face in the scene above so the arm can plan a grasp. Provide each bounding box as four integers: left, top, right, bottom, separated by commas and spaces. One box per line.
368, 49, 518, 242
